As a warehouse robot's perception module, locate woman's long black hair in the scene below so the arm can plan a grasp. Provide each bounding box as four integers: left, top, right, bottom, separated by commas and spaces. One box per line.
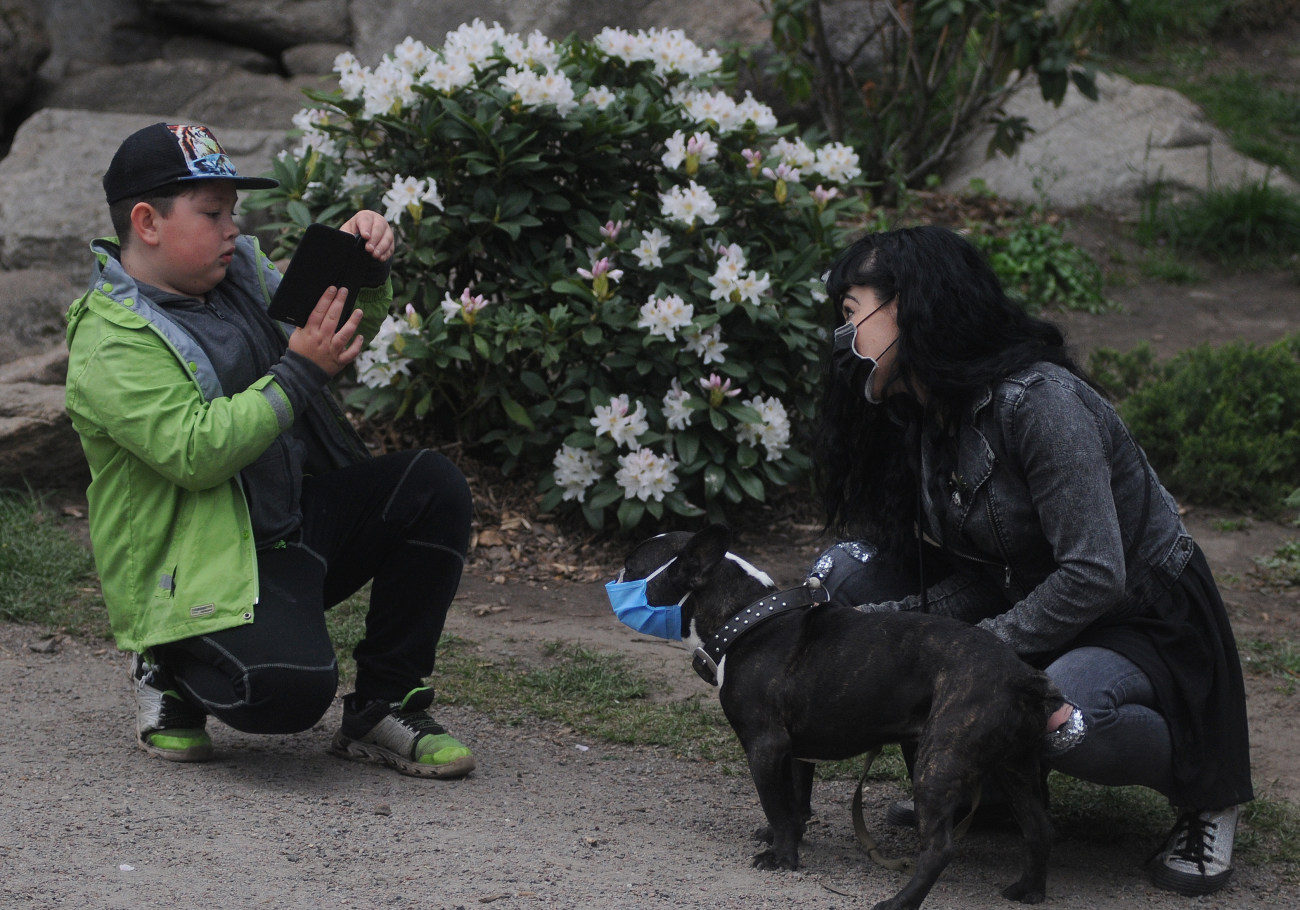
813, 225, 1089, 562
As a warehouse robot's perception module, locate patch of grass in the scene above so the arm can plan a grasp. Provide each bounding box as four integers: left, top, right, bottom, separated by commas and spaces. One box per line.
0, 489, 106, 637
1137, 251, 1202, 284
1048, 775, 1300, 880
1240, 795, 1300, 873
1255, 537, 1300, 587
1088, 0, 1300, 183
1137, 178, 1300, 265
1181, 71, 1300, 178
1240, 637, 1300, 694
325, 600, 744, 762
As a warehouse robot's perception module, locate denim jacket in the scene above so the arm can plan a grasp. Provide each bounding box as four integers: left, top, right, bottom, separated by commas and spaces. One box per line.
874, 361, 1194, 661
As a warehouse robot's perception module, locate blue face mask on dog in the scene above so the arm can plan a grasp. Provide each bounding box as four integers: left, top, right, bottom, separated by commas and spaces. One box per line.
605, 558, 687, 641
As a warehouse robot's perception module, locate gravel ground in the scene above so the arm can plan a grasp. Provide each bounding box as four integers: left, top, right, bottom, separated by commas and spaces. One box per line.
1, 582, 1291, 910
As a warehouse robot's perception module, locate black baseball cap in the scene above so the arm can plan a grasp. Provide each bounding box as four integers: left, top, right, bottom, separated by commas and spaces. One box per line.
103, 122, 280, 204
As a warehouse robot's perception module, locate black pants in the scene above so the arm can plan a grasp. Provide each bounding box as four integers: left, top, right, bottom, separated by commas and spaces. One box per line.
156, 449, 472, 734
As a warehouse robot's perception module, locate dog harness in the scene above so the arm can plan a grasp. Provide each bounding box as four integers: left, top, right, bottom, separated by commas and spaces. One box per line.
691, 579, 830, 686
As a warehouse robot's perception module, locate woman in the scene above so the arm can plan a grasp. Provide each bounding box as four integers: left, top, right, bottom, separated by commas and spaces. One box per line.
807, 226, 1252, 896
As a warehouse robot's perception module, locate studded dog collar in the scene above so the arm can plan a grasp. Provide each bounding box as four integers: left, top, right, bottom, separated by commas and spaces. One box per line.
691, 580, 831, 686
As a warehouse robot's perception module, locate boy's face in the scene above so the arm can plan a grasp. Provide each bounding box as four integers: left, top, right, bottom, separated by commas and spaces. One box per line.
146, 181, 241, 297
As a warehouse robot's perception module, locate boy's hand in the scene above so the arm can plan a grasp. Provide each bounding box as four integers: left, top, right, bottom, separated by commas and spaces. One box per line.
340, 210, 395, 263
287, 285, 364, 377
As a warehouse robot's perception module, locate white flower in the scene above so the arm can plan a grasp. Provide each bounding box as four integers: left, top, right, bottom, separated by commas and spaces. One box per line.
632, 228, 670, 269
355, 314, 418, 388
583, 85, 617, 110
444, 18, 510, 68
289, 108, 338, 158
709, 245, 770, 306
672, 88, 744, 132
770, 137, 817, 170
340, 167, 371, 197
499, 66, 578, 116
383, 175, 443, 223
638, 293, 694, 341
615, 447, 680, 502
502, 30, 561, 71
334, 51, 367, 100
594, 26, 720, 79
661, 130, 719, 172
440, 287, 490, 324
684, 324, 727, 365
736, 395, 792, 461
662, 381, 694, 431
591, 394, 650, 449
391, 37, 438, 76
362, 58, 419, 118
735, 92, 779, 132
552, 445, 603, 502
813, 142, 863, 183
659, 180, 719, 228
418, 55, 476, 92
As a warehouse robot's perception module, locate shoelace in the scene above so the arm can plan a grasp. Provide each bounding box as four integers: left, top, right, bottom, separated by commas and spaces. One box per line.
1153, 812, 1217, 874
392, 710, 448, 737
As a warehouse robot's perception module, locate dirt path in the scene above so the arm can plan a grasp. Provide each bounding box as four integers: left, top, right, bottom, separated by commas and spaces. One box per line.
0, 512, 1294, 910
2, 225, 1297, 907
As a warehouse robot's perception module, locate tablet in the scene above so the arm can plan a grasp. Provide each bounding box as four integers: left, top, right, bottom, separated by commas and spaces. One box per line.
267, 223, 370, 331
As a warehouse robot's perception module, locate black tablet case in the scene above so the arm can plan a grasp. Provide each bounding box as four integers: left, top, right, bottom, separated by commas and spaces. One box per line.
267, 223, 370, 331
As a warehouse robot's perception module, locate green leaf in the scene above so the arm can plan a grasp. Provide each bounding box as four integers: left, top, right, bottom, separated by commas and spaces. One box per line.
703, 464, 725, 498
500, 395, 536, 430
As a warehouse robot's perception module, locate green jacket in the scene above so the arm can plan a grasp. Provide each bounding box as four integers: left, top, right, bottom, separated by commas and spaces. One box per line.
64, 235, 392, 653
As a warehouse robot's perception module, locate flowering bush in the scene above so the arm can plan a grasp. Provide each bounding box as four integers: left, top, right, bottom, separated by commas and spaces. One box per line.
255, 21, 871, 531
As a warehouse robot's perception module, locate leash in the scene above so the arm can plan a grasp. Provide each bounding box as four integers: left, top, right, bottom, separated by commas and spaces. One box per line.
850, 749, 981, 873
691, 581, 830, 686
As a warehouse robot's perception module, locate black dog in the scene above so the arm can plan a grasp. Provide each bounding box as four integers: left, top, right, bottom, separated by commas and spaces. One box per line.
620, 524, 1060, 910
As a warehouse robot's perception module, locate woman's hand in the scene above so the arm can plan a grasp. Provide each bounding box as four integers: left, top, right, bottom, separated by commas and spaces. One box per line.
340, 210, 395, 263
287, 285, 364, 377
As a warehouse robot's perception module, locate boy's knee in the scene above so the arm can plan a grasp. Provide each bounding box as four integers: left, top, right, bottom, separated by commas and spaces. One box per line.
216, 664, 338, 735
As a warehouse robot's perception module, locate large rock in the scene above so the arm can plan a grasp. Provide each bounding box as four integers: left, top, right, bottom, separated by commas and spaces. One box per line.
349, 0, 767, 66
142, 0, 350, 51
941, 71, 1300, 215
0, 109, 289, 274
0, 347, 85, 490
0, 268, 77, 366
0, 0, 51, 134
42, 58, 325, 130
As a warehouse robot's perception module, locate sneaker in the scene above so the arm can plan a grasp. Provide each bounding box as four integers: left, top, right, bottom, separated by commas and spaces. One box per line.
132, 652, 212, 762
330, 686, 475, 779
1149, 806, 1238, 896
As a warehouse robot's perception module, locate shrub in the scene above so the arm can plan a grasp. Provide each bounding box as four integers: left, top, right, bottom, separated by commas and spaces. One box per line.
748, 0, 1104, 199
252, 22, 872, 531
1116, 334, 1300, 513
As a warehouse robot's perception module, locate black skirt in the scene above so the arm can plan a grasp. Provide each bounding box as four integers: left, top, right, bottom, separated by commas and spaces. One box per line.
1079, 543, 1254, 809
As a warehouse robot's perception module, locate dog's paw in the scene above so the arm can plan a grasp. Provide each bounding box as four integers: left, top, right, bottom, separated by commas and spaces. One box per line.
751, 848, 798, 871
1001, 880, 1046, 904
869, 898, 913, 910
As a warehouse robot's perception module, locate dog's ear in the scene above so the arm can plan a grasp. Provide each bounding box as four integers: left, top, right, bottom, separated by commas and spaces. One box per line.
670, 523, 731, 588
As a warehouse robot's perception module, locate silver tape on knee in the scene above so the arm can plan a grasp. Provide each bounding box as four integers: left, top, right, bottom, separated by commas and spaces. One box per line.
1043, 704, 1087, 757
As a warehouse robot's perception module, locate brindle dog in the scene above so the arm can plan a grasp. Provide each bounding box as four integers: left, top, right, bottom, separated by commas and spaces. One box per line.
620, 524, 1060, 910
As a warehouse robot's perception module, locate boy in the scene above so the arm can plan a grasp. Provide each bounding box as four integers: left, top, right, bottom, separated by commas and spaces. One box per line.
64, 122, 475, 779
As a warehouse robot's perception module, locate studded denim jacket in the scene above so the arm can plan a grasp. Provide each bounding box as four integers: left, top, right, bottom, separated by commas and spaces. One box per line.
874, 361, 1194, 660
